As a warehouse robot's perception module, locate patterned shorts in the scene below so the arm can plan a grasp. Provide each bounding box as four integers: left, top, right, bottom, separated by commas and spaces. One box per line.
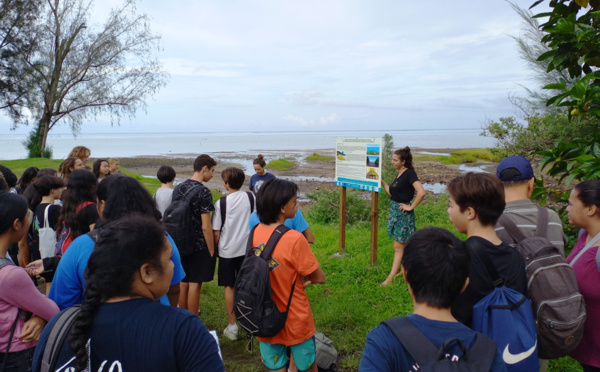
387, 200, 416, 243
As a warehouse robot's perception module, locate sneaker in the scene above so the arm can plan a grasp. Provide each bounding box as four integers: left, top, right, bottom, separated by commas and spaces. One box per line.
223, 324, 238, 341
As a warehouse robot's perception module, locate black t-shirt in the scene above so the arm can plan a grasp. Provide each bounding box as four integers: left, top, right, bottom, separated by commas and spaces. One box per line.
75, 203, 100, 235
172, 179, 214, 253
29, 203, 62, 261
389, 168, 419, 203
451, 236, 528, 327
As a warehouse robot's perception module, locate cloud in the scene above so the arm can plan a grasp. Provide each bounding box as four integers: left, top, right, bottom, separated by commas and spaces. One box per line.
283, 112, 340, 127
161, 58, 244, 77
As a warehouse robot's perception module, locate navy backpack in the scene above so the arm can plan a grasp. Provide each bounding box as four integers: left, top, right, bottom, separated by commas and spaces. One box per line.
471, 246, 539, 372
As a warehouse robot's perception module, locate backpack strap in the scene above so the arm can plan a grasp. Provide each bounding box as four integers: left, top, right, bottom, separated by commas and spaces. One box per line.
246, 191, 255, 212
498, 214, 527, 243
0, 260, 22, 371
40, 306, 81, 372
43, 204, 52, 229
459, 332, 497, 370
219, 196, 227, 230
260, 225, 297, 314
75, 201, 94, 214
382, 317, 438, 365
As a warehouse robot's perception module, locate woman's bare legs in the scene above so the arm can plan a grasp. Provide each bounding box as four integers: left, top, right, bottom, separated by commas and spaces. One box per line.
381, 241, 404, 286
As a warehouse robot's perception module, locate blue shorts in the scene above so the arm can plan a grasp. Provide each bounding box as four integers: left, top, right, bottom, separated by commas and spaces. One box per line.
259, 336, 316, 371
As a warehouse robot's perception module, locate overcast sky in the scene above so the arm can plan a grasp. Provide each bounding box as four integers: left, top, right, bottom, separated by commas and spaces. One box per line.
1, 0, 549, 135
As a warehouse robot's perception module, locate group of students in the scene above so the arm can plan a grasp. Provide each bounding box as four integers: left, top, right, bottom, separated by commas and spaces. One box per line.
2, 146, 600, 372
367, 148, 600, 372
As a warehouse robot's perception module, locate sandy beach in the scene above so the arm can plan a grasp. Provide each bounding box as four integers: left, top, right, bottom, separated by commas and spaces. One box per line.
117, 148, 497, 200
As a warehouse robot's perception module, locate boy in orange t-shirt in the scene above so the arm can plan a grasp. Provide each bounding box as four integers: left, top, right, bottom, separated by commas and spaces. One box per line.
254, 178, 326, 372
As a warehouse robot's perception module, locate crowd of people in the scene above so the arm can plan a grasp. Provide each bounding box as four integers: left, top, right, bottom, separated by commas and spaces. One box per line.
0, 146, 598, 372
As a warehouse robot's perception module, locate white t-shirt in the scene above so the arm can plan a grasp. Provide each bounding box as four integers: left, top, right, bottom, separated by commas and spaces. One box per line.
154, 187, 174, 218
212, 191, 255, 258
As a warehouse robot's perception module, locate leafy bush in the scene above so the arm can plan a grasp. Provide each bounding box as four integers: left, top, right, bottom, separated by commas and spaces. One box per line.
266, 158, 294, 171
307, 188, 370, 224
306, 153, 332, 161
23, 128, 53, 158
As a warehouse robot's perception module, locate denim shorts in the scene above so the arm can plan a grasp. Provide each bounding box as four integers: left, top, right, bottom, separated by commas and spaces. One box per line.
0, 347, 35, 372
259, 336, 316, 371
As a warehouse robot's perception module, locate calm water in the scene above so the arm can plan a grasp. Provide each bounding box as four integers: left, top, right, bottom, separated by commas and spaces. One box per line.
0, 129, 496, 160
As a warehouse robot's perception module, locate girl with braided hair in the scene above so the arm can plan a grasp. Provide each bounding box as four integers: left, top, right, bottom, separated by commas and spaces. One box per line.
32, 216, 224, 372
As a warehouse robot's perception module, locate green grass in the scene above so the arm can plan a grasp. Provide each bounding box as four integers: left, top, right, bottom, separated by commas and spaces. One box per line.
0, 158, 64, 176
306, 153, 332, 161
266, 158, 295, 171
450, 148, 500, 162
414, 148, 500, 165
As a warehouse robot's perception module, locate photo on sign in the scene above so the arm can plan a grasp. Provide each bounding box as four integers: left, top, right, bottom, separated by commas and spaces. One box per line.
366, 167, 379, 180
337, 150, 346, 161
366, 144, 380, 156
366, 155, 379, 167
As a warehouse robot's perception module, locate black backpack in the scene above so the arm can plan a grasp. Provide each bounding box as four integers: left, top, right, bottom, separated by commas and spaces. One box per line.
218, 191, 255, 230
234, 225, 294, 339
383, 317, 497, 372
497, 207, 586, 359
163, 183, 204, 256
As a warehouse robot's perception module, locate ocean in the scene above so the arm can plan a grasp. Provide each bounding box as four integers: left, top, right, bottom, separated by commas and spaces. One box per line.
0, 128, 496, 160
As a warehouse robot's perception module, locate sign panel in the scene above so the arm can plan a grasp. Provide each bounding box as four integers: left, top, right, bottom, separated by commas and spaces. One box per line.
335, 137, 382, 192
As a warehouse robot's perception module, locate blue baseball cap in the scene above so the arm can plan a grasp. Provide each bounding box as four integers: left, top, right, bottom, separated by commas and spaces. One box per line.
496, 156, 534, 182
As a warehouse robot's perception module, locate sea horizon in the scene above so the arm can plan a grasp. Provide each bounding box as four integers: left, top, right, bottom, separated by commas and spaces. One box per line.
0, 128, 497, 160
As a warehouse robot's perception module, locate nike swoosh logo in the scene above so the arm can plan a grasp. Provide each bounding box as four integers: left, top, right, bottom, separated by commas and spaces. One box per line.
502, 340, 537, 364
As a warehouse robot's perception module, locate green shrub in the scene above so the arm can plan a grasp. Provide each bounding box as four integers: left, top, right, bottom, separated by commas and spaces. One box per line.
451, 148, 499, 162
266, 158, 294, 171
306, 153, 332, 161
307, 188, 370, 224
439, 155, 464, 165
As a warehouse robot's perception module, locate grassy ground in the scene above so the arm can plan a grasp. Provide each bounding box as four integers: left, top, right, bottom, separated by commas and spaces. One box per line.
266, 158, 295, 171
306, 153, 332, 161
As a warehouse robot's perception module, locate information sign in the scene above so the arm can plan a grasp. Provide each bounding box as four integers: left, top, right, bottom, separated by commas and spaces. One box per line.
335, 137, 382, 192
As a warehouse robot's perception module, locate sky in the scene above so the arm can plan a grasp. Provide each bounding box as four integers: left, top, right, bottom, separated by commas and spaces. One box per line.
1, 0, 550, 136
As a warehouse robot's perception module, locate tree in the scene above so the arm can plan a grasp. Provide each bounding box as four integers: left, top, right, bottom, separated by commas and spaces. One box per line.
482, 3, 599, 157
17, 0, 168, 157
0, 0, 41, 120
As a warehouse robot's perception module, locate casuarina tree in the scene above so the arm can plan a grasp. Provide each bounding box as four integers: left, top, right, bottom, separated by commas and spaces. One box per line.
16, 0, 168, 157
0, 0, 41, 120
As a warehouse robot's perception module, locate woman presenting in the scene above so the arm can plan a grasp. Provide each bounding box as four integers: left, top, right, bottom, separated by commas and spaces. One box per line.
380, 146, 426, 286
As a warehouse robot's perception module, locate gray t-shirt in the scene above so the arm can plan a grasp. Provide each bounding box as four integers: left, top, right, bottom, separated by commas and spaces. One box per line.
495, 199, 566, 256
154, 187, 174, 218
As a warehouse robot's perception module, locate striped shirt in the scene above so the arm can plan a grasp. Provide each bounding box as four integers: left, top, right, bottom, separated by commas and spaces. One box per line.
495, 199, 566, 256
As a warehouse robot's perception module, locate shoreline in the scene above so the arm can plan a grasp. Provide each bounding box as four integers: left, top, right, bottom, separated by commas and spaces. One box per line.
118, 148, 497, 198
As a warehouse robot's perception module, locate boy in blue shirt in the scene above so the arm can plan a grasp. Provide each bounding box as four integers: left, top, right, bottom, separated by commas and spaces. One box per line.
360, 227, 506, 371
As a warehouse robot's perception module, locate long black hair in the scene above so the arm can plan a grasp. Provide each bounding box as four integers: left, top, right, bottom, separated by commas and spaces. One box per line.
102, 176, 161, 223
55, 169, 97, 239
0, 192, 29, 236
574, 180, 600, 212
92, 159, 109, 179
16, 167, 39, 194
68, 216, 166, 371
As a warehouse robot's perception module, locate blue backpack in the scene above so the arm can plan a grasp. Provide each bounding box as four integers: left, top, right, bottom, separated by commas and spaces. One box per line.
471, 245, 539, 372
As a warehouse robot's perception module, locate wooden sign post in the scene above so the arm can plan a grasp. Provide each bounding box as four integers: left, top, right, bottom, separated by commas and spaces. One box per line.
335, 137, 383, 265
337, 187, 379, 265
